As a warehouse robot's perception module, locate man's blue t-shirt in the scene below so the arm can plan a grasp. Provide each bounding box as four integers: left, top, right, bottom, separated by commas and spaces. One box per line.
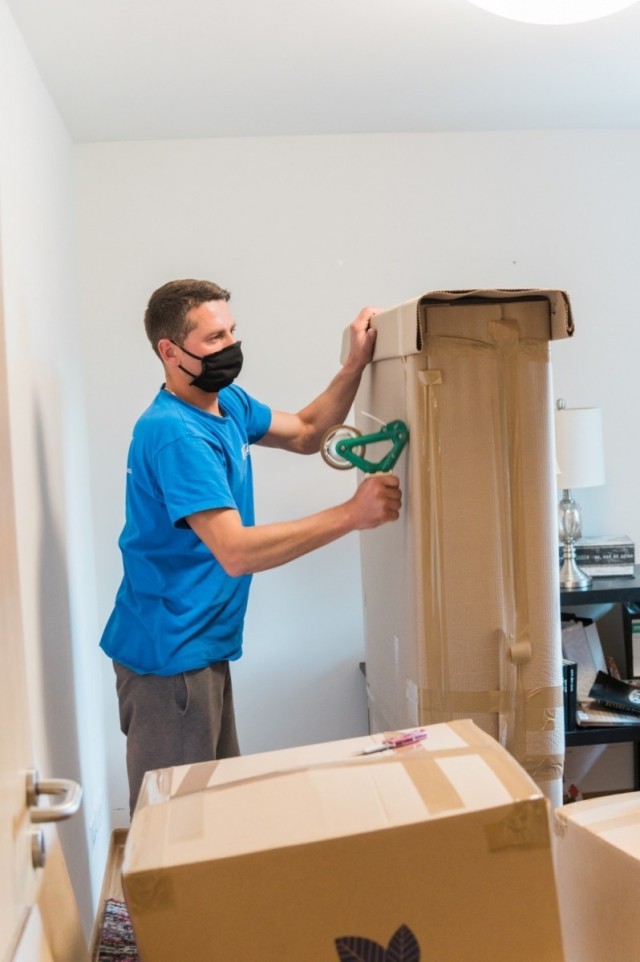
99, 385, 272, 675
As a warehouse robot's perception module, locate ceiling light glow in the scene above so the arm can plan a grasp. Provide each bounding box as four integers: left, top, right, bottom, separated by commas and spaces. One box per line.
465, 0, 640, 25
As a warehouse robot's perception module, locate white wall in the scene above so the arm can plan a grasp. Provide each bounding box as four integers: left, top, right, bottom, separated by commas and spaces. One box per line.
0, 0, 109, 938
76, 129, 640, 819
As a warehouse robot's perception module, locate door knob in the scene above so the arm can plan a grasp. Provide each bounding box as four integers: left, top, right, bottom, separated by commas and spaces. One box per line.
26, 769, 83, 823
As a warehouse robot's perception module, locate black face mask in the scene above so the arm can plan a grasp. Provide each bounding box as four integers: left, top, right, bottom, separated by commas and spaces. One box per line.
174, 340, 244, 393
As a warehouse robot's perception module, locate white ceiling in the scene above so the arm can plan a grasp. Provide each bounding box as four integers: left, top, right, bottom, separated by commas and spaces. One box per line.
6, 0, 640, 143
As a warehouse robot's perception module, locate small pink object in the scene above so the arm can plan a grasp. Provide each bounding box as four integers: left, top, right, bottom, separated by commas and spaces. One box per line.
359, 728, 428, 755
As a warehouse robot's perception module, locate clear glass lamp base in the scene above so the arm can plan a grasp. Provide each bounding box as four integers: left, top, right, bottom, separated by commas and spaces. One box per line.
558, 489, 592, 589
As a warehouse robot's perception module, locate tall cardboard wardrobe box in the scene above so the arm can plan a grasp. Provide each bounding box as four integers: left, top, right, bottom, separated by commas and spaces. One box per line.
122, 720, 565, 961
343, 290, 573, 804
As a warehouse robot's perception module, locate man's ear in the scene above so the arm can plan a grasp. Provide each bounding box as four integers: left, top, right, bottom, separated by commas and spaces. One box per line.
157, 338, 177, 365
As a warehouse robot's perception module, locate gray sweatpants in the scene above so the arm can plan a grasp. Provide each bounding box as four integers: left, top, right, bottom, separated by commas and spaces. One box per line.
114, 661, 240, 816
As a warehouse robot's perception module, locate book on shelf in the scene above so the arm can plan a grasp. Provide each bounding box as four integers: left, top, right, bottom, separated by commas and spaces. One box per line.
576, 703, 640, 727
562, 659, 577, 732
579, 563, 635, 577
574, 535, 634, 563
622, 603, 640, 677
561, 617, 607, 703
559, 535, 635, 577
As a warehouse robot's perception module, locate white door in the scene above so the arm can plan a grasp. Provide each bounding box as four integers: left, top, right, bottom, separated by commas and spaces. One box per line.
0, 250, 86, 960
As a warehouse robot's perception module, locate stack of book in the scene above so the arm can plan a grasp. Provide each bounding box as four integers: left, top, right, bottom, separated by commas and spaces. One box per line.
559, 535, 635, 577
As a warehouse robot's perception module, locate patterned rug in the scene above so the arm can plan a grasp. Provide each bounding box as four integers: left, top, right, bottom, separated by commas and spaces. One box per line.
96, 899, 139, 961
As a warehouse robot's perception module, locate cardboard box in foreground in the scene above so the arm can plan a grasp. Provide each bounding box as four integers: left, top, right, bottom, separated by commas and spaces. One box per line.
123, 720, 565, 962
554, 791, 640, 962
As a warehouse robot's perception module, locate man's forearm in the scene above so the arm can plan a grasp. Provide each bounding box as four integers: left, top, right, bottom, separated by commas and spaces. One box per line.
259, 305, 379, 455
295, 361, 365, 453
222, 507, 356, 575
187, 473, 401, 577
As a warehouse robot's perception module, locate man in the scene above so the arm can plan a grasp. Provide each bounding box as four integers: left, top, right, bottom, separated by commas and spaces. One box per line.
100, 278, 402, 814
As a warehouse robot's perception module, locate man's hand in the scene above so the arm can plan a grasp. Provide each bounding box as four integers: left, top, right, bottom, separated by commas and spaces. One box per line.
349, 474, 402, 529
343, 306, 380, 374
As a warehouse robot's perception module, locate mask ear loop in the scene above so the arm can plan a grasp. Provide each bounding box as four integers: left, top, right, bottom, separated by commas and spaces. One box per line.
170, 339, 203, 360
169, 340, 202, 381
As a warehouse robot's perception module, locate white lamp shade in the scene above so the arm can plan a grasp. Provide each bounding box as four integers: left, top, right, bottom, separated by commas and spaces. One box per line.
465, 0, 640, 24
555, 406, 605, 489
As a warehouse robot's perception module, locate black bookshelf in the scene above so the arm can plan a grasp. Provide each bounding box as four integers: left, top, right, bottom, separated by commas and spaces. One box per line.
561, 566, 640, 784
560, 565, 640, 607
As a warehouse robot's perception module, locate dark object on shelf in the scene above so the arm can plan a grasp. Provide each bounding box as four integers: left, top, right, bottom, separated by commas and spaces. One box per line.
563, 660, 577, 731
589, 671, 640, 714
622, 603, 640, 677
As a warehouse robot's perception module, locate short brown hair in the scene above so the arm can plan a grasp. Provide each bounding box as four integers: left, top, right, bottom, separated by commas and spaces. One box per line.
144, 279, 231, 356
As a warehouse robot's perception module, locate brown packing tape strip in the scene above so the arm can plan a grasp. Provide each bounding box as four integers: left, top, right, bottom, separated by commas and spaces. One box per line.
525, 685, 564, 729
174, 760, 220, 797
160, 761, 222, 847
401, 754, 466, 815
416, 368, 449, 719
418, 685, 563, 731
525, 753, 565, 784
484, 797, 551, 852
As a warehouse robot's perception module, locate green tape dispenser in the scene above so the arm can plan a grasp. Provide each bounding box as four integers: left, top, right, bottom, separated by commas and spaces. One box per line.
320, 417, 409, 474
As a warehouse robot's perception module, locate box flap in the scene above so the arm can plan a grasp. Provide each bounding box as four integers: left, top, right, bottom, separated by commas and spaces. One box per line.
340, 288, 573, 363
417, 288, 574, 342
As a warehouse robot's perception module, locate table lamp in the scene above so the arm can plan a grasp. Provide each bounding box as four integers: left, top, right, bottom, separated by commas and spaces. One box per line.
555, 399, 606, 589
